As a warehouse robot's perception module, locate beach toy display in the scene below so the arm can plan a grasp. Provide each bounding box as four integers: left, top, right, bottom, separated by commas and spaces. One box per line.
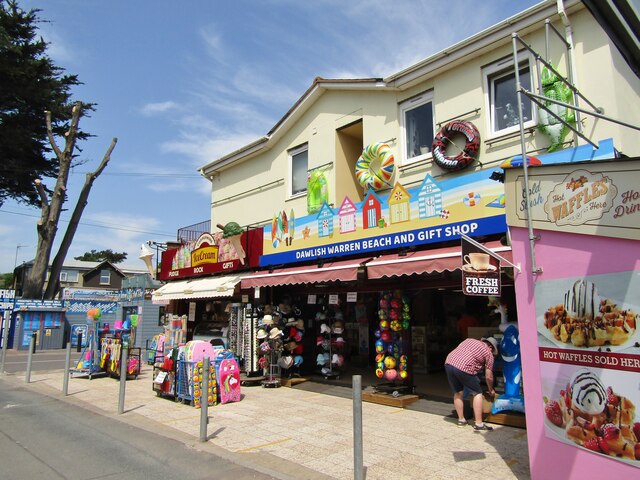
431, 120, 480, 171
374, 290, 411, 384
355, 142, 395, 190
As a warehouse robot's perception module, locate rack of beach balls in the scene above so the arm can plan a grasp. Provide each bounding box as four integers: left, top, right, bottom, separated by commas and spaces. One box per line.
375, 291, 410, 382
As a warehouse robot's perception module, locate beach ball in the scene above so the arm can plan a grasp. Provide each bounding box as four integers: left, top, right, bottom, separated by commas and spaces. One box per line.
384, 369, 397, 381
375, 368, 384, 378
375, 353, 385, 363
386, 343, 394, 354
399, 370, 409, 380
500, 155, 542, 169
374, 329, 381, 338
379, 299, 389, 309
379, 319, 389, 330
377, 361, 385, 370
399, 363, 407, 372
378, 309, 388, 320
389, 309, 399, 320
375, 339, 385, 353
384, 356, 396, 369
380, 331, 392, 342
402, 321, 410, 330
400, 355, 408, 364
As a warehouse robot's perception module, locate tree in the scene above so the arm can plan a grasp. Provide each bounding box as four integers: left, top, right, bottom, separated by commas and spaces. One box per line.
74, 249, 128, 264
0, 1, 91, 207
0, 272, 13, 289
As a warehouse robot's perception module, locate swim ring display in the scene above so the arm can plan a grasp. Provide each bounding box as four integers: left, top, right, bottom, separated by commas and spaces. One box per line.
355, 143, 395, 190
431, 120, 481, 171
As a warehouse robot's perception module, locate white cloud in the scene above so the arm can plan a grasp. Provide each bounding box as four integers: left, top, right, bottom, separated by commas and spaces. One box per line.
140, 101, 179, 117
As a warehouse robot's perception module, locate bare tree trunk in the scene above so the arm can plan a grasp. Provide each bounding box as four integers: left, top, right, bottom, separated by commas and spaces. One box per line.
22, 102, 117, 300
45, 138, 117, 299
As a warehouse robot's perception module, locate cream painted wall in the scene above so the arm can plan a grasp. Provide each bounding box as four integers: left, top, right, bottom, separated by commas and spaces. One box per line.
209, 6, 639, 231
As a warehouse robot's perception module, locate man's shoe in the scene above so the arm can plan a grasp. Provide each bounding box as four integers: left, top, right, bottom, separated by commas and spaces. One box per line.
457, 420, 467, 427
473, 424, 494, 431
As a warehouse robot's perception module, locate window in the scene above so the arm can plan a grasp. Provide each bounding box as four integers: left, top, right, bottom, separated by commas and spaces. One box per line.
59, 270, 79, 283
484, 53, 534, 135
288, 144, 308, 197
400, 92, 434, 164
99, 269, 111, 285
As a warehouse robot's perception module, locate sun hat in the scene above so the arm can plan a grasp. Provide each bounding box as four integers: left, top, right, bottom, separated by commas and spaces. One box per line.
321, 366, 332, 375
278, 355, 294, 369
258, 356, 268, 369
316, 353, 326, 366
285, 340, 297, 351
332, 326, 344, 334
294, 355, 303, 366
482, 336, 499, 356
320, 323, 331, 334
257, 328, 268, 339
269, 327, 283, 339
293, 344, 303, 355
259, 341, 271, 353
286, 317, 297, 326
261, 314, 273, 326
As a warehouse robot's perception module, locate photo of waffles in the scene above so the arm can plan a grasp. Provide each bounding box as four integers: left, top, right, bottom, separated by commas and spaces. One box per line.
543, 368, 639, 462
541, 279, 638, 349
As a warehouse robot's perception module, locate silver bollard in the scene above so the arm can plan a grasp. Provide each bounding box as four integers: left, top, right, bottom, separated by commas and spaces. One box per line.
118, 346, 128, 414
353, 375, 363, 480
0, 315, 10, 374
199, 355, 210, 442
25, 334, 36, 383
63, 343, 72, 395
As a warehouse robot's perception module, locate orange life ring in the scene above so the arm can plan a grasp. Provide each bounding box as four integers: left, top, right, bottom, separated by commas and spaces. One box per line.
431, 120, 480, 171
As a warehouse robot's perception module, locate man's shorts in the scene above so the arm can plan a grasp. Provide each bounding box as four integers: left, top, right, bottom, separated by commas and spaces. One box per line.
445, 364, 482, 395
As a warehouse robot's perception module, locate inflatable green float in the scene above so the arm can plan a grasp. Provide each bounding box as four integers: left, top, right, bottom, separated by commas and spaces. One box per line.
537, 65, 576, 153
307, 169, 329, 214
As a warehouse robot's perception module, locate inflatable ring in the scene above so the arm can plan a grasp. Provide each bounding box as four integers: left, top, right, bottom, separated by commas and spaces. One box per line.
431, 120, 480, 171
355, 143, 395, 190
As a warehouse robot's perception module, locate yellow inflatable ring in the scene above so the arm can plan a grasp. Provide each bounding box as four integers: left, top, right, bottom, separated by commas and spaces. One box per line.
355, 143, 395, 190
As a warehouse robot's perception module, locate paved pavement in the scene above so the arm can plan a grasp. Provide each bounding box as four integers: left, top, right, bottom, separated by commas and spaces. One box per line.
0, 360, 531, 480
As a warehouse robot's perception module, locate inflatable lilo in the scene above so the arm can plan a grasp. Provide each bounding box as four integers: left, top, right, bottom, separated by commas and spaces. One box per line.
355, 143, 395, 190
431, 120, 480, 171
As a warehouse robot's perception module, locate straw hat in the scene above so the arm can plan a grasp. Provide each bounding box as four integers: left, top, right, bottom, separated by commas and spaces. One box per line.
261, 314, 273, 326
482, 337, 499, 356
269, 327, 283, 339
256, 328, 268, 339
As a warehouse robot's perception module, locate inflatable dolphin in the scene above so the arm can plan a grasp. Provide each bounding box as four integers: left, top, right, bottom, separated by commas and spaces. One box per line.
491, 324, 525, 414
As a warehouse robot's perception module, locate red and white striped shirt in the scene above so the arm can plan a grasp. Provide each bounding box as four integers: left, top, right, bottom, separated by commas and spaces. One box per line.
445, 338, 494, 375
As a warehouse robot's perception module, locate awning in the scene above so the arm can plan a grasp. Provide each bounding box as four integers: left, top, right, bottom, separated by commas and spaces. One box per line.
240, 257, 372, 289
366, 241, 512, 280
152, 273, 248, 301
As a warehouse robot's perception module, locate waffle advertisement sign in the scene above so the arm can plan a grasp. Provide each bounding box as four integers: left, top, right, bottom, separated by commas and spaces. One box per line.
504, 158, 640, 241
536, 273, 640, 466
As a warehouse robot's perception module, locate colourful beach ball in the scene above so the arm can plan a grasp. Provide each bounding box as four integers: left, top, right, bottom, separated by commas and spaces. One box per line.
384, 369, 397, 381
375, 368, 384, 378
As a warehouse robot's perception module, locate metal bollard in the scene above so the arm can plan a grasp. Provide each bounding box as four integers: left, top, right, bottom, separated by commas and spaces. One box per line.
76, 332, 82, 353
26, 334, 36, 383
118, 346, 128, 414
31, 332, 37, 354
0, 315, 10, 374
199, 356, 210, 442
353, 375, 363, 480
63, 343, 71, 395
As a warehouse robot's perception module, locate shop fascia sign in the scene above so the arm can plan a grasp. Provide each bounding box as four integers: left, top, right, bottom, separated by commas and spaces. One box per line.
159, 231, 251, 280
260, 166, 509, 267
504, 154, 638, 241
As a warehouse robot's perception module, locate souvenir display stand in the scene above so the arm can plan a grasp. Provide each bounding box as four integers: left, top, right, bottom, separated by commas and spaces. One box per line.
151, 315, 187, 400
98, 314, 141, 380
228, 303, 261, 377
69, 308, 107, 379
315, 303, 346, 380
364, 291, 418, 407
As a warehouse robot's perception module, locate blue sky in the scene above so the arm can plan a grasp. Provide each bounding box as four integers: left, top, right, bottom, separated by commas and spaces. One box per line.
1, 0, 540, 274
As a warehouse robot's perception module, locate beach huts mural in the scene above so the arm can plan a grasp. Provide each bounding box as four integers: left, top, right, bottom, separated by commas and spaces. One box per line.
317, 202, 335, 238
362, 190, 383, 230
388, 183, 411, 224
338, 196, 357, 234
418, 174, 442, 219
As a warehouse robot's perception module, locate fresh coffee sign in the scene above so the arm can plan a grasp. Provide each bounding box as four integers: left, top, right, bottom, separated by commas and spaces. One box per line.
461, 236, 501, 296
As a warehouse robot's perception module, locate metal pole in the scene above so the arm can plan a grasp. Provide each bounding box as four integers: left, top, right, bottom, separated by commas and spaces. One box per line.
118, 346, 128, 414
63, 343, 71, 395
353, 375, 363, 480
199, 356, 210, 442
0, 314, 10, 374
26, 334, 36, 383
76, 332, 82, 353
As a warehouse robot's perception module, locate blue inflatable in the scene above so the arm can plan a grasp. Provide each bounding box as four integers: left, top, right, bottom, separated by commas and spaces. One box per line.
491, 325, 525, 414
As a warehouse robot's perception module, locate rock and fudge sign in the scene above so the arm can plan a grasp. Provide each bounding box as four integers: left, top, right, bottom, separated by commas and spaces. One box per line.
504, 158, 640, 241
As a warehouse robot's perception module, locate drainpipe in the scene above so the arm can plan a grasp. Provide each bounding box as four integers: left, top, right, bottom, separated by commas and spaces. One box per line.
557, 0, 583, 137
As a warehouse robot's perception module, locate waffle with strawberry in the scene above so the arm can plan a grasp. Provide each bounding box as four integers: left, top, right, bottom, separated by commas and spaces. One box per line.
544, 370, 639, 461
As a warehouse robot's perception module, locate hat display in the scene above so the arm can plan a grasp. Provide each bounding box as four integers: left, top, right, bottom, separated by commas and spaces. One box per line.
320, 323, 331, 334
261, 314, 273, 326
269, 327, 283, 339
278, 355, 294, 370
257, 328, 268, 339
332, 326, 344, 334
482, 336, 499, 356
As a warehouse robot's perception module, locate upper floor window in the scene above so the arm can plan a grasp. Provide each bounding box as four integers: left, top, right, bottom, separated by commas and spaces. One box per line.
99, 269, 111, 285
59, 270, 79, 283
484, 53, 534, 136
288, 144, 308, 197
400, 91, 434, 164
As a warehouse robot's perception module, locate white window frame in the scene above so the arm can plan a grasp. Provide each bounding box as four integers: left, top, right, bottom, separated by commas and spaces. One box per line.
399, 91, 435, 166
99, 269, 111, 285
288, 144, 308, 198
483, 52, 536, 138
59, 270, 79, 283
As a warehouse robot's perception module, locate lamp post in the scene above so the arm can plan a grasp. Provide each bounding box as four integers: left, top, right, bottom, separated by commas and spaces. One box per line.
14, 244, 27, 270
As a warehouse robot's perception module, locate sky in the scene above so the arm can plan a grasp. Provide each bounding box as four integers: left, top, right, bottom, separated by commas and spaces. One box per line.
1, 0, 542, 274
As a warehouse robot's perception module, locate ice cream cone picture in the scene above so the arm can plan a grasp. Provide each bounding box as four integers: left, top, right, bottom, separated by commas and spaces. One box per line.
217, 222, 246, 264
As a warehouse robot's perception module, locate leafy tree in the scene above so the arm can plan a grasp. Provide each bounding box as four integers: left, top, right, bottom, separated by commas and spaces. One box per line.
0, 272, 13, 289
0, 0, 92, 207
74, 249, 128, 264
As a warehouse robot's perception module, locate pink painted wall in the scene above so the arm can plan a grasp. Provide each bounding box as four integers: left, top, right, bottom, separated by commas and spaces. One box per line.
511, 226, 639, 479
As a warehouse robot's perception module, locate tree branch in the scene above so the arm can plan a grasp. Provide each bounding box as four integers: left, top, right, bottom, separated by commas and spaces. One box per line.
45, 110, 64, 159
90, 137, 118, 178
34, 179, 49, 206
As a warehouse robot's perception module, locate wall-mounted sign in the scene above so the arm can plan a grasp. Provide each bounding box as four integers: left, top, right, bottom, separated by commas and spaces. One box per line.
461, 236, 501, 297
505, 157, 638, 241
